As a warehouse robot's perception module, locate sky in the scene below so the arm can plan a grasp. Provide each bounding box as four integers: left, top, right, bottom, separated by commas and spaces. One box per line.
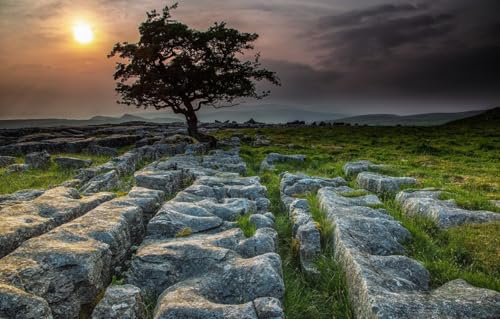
0, 0, 499, 119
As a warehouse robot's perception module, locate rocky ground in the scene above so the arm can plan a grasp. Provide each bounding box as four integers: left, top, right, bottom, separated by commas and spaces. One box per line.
0, 122, 499, 318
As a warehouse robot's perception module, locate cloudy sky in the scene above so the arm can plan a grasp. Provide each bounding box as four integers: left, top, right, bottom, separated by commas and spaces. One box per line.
1, 0, 499, 118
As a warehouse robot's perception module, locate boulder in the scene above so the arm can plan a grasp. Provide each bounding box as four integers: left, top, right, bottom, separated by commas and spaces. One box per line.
85, 144, 119, 157
54, 157, 92, 169
25, 151, 51, 169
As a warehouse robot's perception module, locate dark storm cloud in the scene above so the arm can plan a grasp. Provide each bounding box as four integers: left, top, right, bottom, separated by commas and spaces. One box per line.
310, 0, 500, 97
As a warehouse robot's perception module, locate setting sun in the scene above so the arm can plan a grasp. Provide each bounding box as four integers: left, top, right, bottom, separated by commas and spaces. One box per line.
73, 22, 93, 44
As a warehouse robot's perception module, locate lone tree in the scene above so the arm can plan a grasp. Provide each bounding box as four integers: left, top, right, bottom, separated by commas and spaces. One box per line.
109, 4, 280, 144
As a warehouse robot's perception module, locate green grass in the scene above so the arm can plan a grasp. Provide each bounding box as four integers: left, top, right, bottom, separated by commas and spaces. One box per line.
0, 153, 113, 195
215, 124, 500, 317
236, 214, 257, 237
239, 147, 354, 319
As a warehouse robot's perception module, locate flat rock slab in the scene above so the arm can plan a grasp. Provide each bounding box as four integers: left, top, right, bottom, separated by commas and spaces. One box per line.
260, 153, 306, 171
25, 151, 51, 169
396, 189, 500, 228
357, 171, 417, 195
317, 185, 500, 319
0, 186, 114, 258
343, 160, 386, 177
0, 189, 163, 319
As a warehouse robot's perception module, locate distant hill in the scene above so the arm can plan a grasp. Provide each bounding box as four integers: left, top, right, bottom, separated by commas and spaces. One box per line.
197, 104, 345, 123
0, 114, 181, 129
330, 110, 484, 126
445, 107, 500, 127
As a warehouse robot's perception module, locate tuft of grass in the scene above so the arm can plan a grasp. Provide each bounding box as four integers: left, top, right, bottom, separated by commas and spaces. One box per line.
111, 275, 124, 285
236, 214, 257, 237
175, 227, 193, 238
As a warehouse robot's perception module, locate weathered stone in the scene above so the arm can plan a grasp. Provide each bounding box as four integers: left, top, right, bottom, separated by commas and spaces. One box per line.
0, 156, 16, 168
317, 185, 500, 319
80, 170, 120, 194
0, 283, 53, 319
134, 169, 184, 195
54, 156, 92, 169
357, 172, 417, 195
249, 214, 274, 229
0, 187, 114, 258
252, 134, 271, 147
396, 189, 500, 228
343, 160, 386, 177
6, 163, 30, 173
91, 284, 145, 319
85, 144, 119, 157
25, 150, 51, 169
0, 195, 146, 318
0, 189, 44, 204
260, 153, 306, 171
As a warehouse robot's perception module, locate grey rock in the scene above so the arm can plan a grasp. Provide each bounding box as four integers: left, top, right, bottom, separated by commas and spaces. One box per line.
317, 185, 500, 319
260, 153, 306, 171
0, 187, 114, 258
249, 214, 275, 229
0, 195, 146, 318
296, 222, 321, 276
25, 151, 51, 169
357, 172, 417, 195
396, 189, 500, 228
343, 160, 386, 177
91, 285, 145, 319
252, 134, 271, 147
0, 156, 16, 168
0, 189, 44, 204
85, 144, 119, 157
0, 283, 53, 319
134, 169, 184, 195
6, 163, 30, 173
80, 170, 120, 194
54, 157, 92, 169
253, 297, 284, 319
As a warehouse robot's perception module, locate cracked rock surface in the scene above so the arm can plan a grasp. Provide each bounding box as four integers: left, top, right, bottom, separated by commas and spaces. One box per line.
396, 189, 500, 228
317, 184, 500, 319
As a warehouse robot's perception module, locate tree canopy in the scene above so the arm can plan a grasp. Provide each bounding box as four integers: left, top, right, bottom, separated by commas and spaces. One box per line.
108, 4, 280, 142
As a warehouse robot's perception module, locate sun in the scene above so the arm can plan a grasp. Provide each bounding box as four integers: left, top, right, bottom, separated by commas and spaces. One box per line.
73, 22, 93, 44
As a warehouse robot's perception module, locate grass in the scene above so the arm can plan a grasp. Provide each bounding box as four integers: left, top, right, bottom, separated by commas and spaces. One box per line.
236, 214, 257, 237
214, 123, 499, 316
0, 153, 113, 195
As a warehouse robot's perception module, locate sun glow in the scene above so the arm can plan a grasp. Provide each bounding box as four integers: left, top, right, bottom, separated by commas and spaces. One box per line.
73, 22, 93, 44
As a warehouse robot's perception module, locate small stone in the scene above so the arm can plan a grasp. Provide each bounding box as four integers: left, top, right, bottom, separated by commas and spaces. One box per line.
91, 284, 145, 319
6, 163, 30, 173
0, 156, 16, 168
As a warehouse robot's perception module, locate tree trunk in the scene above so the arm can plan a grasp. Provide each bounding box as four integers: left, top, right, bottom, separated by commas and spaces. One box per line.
185, 109, 217, 147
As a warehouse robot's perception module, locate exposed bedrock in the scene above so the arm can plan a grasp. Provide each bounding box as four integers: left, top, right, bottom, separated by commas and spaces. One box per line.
0, 188, 164, 319
279, 172, 346, 275
317, 185, 500, 319
357, 171, 417, 195
0, 187, 114, 258
396, 189, 500, 228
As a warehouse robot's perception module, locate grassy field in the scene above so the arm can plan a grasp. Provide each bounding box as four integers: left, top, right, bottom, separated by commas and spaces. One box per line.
216, 123, 499, 318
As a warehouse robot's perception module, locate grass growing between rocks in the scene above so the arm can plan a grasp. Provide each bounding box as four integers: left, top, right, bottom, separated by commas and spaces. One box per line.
215, 124, 499, 304
383, 200, 500, 291
0, 153, 113, 195
239, 148, 354, 319
236, 214, 257, 237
